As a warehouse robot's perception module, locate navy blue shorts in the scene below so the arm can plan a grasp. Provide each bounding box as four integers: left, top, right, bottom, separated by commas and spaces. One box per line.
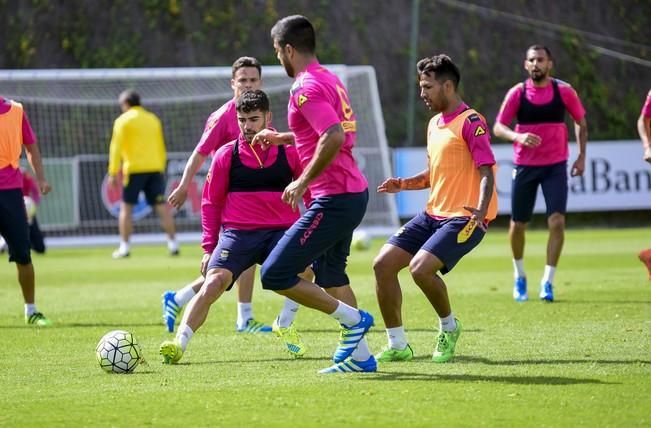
123, 172, 166, 206
511, 161, 568, 222
0, 188, 32, 264
207, 228, 286, 290
387, 212, 485, 274
261, 190, 369, 290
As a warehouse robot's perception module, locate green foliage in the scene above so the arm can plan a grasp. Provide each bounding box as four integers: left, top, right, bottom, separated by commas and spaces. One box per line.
0, 229, 650, 426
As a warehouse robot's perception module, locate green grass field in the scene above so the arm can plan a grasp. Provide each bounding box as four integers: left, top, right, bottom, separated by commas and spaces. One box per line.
1, 228, 650, 427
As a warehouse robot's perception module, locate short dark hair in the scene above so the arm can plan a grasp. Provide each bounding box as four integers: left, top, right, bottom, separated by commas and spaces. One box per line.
232, 56, 262, 78
271, 15, 316, 54
119, 89, 140, 107
417, 54, 461, 89
236, 90, 270, 113
526, 44, 553, 60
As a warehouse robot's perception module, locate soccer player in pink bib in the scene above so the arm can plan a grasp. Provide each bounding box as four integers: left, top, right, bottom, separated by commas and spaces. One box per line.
253, 15, 376, 373
494, 45, 588, 303
162, 57, 299, 335
159, 90, 309, 363
637, 89, 651, 279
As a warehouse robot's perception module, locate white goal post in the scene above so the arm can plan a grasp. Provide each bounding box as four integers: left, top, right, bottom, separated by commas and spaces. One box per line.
0, 65, 399, 247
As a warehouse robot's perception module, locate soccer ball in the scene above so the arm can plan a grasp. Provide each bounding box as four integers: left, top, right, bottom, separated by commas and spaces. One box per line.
96, 330, 143, 374
351, 229, 372, 251
23, 196, 36, 223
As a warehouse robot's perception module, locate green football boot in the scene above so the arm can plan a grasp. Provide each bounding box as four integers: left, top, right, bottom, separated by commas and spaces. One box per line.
432, 319, 462, 363
375, 344, 414, 362
160, 340, 184, 364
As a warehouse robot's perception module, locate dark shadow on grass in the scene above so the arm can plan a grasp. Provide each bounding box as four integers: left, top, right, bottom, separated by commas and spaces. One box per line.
299, 328, 482, 334
558, 300, 650, 305
455, 355, 651, 365
169, 356, 327, 366
0, 322, 163, 329
359, 371, 610, 385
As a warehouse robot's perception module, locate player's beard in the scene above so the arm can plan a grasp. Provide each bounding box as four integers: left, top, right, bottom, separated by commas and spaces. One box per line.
530, 69, 548, 82
283, 61, 295, 78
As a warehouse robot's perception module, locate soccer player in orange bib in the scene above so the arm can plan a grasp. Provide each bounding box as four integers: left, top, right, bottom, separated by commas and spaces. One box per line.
373, 55, 497, 363
0, 95, 53, 326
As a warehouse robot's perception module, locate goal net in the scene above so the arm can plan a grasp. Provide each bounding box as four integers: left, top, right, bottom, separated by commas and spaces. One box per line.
0, 65, 399, 246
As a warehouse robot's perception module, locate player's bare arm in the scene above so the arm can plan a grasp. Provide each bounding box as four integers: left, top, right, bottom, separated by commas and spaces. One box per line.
463, 165, 494, 231
378, 168, 430, 193
571, 117, 588, 176
493, 122, 541, 147
168, 149, 208, 209
282, 123, 344, 210
637, 113, 651, 163
252, 129, 295, 149
24, 143, 52, 195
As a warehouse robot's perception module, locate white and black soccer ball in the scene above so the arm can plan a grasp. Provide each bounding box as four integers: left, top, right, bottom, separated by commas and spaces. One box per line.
96, 330, 143, 374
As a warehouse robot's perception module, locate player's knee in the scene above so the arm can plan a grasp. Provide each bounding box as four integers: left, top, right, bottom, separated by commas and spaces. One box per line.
408, 259, 431, 284
373, 253, 397, 279
510, 220, 527, 233
548, 213, 565, 232
200, 271, 231, 302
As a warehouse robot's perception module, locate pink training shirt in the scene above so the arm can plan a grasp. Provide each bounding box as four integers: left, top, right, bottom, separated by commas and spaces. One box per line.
496, 78, 585, 166
201, 134, 305, 254
195, 99, 240, 157
0, 97, 37, 190
438, 102, 496, 167
642, 90, 651, 119
287, 60, 368, 198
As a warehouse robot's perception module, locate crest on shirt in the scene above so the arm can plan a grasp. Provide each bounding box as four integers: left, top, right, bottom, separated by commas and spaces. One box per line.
474, 125, 486, 137
298, 94, 308, 107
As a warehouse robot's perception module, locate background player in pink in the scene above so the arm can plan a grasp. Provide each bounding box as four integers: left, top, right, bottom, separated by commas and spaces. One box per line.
0, 95, 53, 326
254, 15, 376, 374
637, 89, 651, 279
374, 54, 497, 364
494, 44, 588, 303
162, 57, 299, 335
159, 90, 307, 363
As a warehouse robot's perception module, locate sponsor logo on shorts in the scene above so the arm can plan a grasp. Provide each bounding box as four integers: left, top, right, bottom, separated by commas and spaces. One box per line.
299, 212, 324, 246
394, 226, 405, 237
220, 249, 229, 260
457, 219, 477, 244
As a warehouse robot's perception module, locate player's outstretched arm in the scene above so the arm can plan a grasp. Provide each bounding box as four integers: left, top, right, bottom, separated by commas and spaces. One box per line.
169, 150, 208, 209
252, 129, 295, 149
493, 122, 541, 147
379, 168, 430, 193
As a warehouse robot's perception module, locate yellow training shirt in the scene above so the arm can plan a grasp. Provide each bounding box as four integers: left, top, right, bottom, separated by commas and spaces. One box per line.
108, 106, 166, 178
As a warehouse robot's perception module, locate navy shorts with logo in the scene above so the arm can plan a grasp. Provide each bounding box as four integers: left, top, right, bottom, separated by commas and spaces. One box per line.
123, 172, 166, 206
387, 212, 485, 274
511, 161, 568, 222
0, 188, 32, 264
207, 228, 287, 290
261, 190, 369, 290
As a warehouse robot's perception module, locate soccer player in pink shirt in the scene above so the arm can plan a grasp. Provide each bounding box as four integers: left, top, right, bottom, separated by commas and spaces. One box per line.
0, 95, 53, 326
162, 57, 299, 335
159, 90, 309, 363
253, 15, 376, 374
637, 89, 651, 279
494, 45, 588, 303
